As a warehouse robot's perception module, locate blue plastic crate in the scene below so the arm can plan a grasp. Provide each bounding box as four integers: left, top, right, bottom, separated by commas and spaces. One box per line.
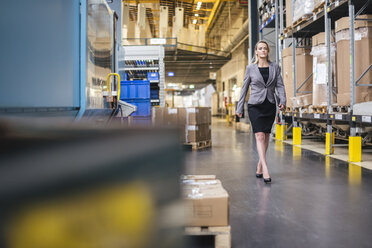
126, 99, 151, 117
120, 81, 150, 100
147, 72, 159, 81
150, 89, 159, 99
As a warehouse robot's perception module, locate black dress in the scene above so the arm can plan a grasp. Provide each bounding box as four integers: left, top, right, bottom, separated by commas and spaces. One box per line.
248, 67, 277, 133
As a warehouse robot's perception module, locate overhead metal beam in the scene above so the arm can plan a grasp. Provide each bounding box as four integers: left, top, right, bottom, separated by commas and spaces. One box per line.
206, 0, 222, 33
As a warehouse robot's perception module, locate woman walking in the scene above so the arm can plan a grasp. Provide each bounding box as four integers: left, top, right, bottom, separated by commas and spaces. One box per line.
236, 40, 286, 183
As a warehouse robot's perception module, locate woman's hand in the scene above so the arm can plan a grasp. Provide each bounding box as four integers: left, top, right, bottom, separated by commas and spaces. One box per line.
237, 113, 242, 118
278, 104, 285, 111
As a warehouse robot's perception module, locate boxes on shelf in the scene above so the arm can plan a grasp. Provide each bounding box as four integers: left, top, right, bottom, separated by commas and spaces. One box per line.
311, 32, 337, 106
120, 80, 150, 100
282, 47, 313, 107
181, 175, 229, 227
335, 15, 372, 105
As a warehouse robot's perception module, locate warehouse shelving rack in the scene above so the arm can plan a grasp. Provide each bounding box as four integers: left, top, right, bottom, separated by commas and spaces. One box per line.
262, 0, 372, 162
119, 45, 165, 108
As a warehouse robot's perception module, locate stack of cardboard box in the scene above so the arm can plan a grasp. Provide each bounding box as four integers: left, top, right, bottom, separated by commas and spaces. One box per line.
282, 47, 313, 108
335, 15, 372, 105
179, 107, 211, 143
152, 107, 212, 143
181, 175, 229, 227
311, 32, 337, 106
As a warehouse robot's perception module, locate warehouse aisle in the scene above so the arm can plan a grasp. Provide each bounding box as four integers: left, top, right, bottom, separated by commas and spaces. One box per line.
184, 118, 372, 248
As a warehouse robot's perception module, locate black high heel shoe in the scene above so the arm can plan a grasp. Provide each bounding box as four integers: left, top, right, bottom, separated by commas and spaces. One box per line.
263, 177, 272, 183
256, 165, 263, 178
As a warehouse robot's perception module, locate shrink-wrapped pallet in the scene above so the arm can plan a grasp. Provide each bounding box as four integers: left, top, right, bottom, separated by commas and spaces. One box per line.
293, 0, 314, 24
335, 15, 372, 105
310, 42, 336, 106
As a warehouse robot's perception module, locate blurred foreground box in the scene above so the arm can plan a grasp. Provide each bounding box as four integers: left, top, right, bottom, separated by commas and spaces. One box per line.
0, 121, 185, 248
181, 175, 229, 227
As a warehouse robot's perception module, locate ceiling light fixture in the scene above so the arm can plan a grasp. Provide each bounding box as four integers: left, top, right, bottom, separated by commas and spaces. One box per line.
193, 19, 197, 24
196, 1, 202, 10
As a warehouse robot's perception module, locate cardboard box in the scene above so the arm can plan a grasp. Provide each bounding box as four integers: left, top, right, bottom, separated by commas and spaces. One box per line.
282, 48, 313, 107
335, 15, 372, 33
182, 179, 229, 227
335, 15, 372, 105
178, 107, 211, 125
337, 92, 372, 106
185, 124, 211, 143
312, 32, 335, 46
164, 108, 179, 126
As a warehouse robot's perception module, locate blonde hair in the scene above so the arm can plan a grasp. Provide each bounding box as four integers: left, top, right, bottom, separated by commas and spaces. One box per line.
253, 40, 270, 64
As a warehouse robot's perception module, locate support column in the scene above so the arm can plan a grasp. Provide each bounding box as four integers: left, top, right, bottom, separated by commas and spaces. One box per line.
325, 0, 334, 155
249, 0, 259, 64
348, 1, 361, 162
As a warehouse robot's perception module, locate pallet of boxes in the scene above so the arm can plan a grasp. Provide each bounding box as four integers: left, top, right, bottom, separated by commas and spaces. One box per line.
181, 175, 230, 248
335, 15, 372, 107
152, 107, 212, 150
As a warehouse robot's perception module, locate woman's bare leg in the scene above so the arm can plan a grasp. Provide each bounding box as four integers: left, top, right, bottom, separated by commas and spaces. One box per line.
257, 133, 271, 174
255, 132, 270, 178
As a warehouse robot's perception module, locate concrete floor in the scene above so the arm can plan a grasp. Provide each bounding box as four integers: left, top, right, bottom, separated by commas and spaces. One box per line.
184, 118, 372, 248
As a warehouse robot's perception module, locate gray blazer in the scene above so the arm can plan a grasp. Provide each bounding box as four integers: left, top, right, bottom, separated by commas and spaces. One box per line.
236, 62, 286, 114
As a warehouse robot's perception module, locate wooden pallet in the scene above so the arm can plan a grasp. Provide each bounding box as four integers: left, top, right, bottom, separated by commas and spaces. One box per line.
283, 26, 292, 34
294, 106, 310, 114
292, 15, 311, 28
313, 2, 325, 14
185, 225, 231, 248
310, 105, 327, 114
184, 140, 212, 151
285, 106, 293, 113
331, 105, 350, 113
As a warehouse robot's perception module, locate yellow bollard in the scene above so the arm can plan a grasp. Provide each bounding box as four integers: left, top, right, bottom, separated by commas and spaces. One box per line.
276, 124, 282, 140
281, 124, 288, 140
349, 136, 362, 162
325, 132, 335, 155
293, 127, 301, 145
